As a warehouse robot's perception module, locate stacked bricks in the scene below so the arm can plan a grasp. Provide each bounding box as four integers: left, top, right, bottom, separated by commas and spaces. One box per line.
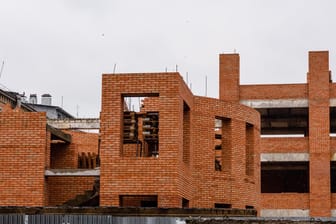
0, 108, 47, 206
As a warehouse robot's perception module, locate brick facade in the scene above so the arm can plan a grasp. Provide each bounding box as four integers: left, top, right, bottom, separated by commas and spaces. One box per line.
0, 105, 99, 206
0, 109, 47, 206
47, 131, 99, 205
2, 50, 336, 217
100, 73, 260, 209
228, 51, 336, 217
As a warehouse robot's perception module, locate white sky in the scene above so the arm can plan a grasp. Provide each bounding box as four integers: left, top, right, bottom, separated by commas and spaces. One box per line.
1, 0, 336, 118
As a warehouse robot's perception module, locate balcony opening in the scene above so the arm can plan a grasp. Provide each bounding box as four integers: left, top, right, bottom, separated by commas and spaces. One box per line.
261, 161, 309, 193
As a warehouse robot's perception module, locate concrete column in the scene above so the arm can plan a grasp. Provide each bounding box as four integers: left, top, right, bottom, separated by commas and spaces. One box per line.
308, 51, 331, 217
219, 54, 240, 102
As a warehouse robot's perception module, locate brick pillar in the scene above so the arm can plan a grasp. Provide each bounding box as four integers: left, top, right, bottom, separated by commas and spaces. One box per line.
308, 51, 331, 217
219, 54, 240, 102
230, 119, 247, 209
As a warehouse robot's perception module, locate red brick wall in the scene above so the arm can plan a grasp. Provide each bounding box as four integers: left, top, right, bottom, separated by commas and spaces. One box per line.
261, 193, 309, 209
329, 83, 336, 98
331, 194, 336, 208
0, 109, 47, 206
100, 73, 192, 207
222, 51, 334, 217
192, 97, 260, 210
100, 73, 260, 210
261, 137, 308, 153
240, 84, 307, 100
47, 176, 95, 205
219, 54, 240, 101
51, 131, 99, 168
51, 143, 76, 168
307, 51, 331, 217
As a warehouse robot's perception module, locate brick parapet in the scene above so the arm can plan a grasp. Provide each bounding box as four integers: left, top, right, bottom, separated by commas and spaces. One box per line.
239, 84, 308, 100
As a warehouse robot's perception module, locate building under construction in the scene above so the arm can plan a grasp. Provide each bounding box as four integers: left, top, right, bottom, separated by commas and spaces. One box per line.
1, 50, 336, 217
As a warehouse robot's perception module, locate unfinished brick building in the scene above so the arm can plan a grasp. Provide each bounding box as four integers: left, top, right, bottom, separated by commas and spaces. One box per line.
0, 97, 99, 207
3, 50, 336, 218
237, 51, 336, 217
100, 68, 260, 209
100, 50, 336, 217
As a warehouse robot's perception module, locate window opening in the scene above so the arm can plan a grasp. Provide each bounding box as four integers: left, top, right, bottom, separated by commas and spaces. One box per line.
119, 195, 158, 207
214, 118, 222, 171
122, 95, 159, 157
246, 123, 254, 176
182, 198, 189, 208
214, 203, 231, 208
183, 102, 190, 164
261, 161, 309, 193
330, 161, 336, 192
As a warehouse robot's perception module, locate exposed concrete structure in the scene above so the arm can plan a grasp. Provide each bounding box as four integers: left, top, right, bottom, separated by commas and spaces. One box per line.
260, 209, 309, 217
240, 99, 308, 108
261, 153, 309, 162
232, 51, 336, 217
48, 118, 100, 130
3, 50, 336, 218
45, 169, 100, 177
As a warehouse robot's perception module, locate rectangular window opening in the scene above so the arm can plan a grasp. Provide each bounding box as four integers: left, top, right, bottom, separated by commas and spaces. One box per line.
261, 161, 309, 193
331, 161, 336, 193
246, 123, 254, 176
182, 198, 189, 208
214, 117, 222, 171
257, 107, 308, 137
183, 102, 190, 164
214, 203, 231, 208
122, 95, 159, 157
214, 117, 231, 172
119, 195, 158, 207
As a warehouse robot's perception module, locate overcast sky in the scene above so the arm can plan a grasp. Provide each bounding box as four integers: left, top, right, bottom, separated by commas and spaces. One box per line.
1, 0, 336, 117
